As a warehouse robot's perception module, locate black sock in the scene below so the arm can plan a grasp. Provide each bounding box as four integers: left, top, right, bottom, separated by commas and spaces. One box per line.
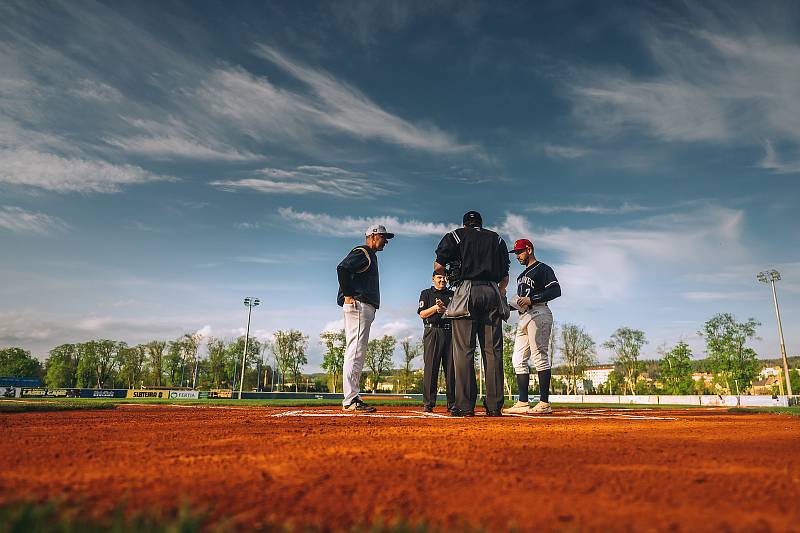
516, 373, 529, 403
538, 369, 551, 403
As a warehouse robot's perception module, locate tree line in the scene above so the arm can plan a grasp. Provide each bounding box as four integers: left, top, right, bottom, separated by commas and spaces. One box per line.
2, 312, 796, 395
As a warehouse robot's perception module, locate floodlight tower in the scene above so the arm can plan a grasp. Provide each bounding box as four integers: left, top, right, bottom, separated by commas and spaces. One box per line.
239, 297, 260, 399
757, 270, 792, 396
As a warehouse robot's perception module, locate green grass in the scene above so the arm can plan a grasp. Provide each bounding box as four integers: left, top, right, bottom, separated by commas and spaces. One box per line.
0, 501, 487, 533
0, 400, 118, 413
728, 406, 800, 416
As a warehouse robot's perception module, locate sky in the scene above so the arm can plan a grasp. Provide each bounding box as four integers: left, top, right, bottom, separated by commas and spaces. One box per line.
1, 0, 799, 371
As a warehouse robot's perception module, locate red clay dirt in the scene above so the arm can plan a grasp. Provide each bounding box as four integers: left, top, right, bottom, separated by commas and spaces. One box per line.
1, 405, 799, 532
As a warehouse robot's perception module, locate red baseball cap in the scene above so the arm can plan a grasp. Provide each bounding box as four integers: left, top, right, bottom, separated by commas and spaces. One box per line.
509, 238, 533, 253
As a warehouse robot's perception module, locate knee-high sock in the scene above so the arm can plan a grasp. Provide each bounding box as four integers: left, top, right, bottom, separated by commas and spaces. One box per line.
516, 373, 529, 403
538, 369, 551, 403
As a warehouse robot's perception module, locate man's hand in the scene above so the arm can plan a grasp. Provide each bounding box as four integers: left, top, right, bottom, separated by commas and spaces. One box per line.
517, 296, 531, 311
435, 298, 447, 313
344, 296, 355, 305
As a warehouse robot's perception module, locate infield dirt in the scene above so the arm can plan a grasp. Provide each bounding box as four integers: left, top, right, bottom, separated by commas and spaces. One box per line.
1, 405, 799, 532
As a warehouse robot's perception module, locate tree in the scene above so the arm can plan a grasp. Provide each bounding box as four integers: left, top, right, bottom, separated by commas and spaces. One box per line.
603, 327, 647, 395
398, 338, 420, 393
270, 331, 305, 391
118, 344, 146, 389
44, 344, 79, 387
320, 330, 346, 393
165, 339, 184, 386
603, 370, 624, 394
789, 369, 800, 394
560, 323, 596, 394
660, 341, 694, 395
145, 340, 167, 386
365, 335, 396, 392
206, 338, 228, 388
229, 336, 264, 391
0, 347, 42, 377
93, 339, 125, 388
76, 342, 97, 388
178, 333, 201, 388
699, 313, 761, 394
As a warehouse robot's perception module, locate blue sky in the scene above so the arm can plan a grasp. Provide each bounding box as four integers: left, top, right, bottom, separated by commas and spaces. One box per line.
1, 0, 798, 370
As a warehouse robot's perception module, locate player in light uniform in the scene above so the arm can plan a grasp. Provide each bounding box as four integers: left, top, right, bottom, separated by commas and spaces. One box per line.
504, 239, 561, 415
336, 224, 394, 412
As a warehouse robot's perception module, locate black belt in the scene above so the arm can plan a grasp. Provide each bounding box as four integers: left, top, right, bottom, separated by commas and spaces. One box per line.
470, 280, 494, 286
425, 323, 451, 330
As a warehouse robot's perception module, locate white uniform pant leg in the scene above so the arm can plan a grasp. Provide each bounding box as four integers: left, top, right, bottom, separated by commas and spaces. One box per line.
342, 301, 375, 406
512, 311, 532, 375
526, 305, 553, 372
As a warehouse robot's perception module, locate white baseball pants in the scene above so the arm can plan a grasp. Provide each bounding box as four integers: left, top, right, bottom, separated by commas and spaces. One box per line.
512, 304, 553, 373
342, 300, 375, 407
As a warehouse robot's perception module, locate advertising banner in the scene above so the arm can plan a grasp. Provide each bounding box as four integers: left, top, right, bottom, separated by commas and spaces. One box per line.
20, 388, 80, 398
0, 386, 20, 398
126, 389, 170, 399
208, 389, 233, 399
79, 389, 128, 399
169, 390, 199, 400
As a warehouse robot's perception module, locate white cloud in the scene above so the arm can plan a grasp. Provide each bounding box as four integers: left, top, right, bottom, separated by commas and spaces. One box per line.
211, 165, 391, 197
565, 7, 800, 166
0, 206, 68, 235
105, 118, 263, 162
498, 206, 748, 303
278, 207, 455, 237
198, 46, 473, 155
0, 149, 172, 193
681, 291, 760, 302
526, 202, 648, 215
322, 319, 344, 333
541, 144, 591, 159
758, 140, 800, 174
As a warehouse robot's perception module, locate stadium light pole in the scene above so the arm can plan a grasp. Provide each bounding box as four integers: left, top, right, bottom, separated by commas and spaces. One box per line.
757, 270, 792, 396
239, 297, 260, 399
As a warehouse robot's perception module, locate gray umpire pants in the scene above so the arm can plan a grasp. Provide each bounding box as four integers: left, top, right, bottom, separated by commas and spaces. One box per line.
451, 283, 505, 412
422, 326, 455, 409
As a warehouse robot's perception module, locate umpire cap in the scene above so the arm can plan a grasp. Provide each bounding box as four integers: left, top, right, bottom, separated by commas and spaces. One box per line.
462, 210, 482, 227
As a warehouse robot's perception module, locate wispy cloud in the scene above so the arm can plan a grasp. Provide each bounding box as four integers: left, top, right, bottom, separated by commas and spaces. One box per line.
104, 118, 263, 162
0, 149, 171, 193
211, 165, 392, 197
565, 5, 800, 167
758, 140, 800, 174
541, 143, 591, 159
526, 202, 648, 215
278, 207, 455, 237
199, 45, 473, 155
0, 206, 68, 235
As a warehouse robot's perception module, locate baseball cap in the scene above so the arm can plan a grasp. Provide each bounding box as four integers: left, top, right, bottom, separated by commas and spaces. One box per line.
365, 224, 395, 239
510, 238, 533, 253
462, 210, 482, 226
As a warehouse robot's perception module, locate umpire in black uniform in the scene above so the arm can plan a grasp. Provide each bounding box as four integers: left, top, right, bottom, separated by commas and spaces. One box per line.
434, 211, 510, 417
417, 272, 455, 413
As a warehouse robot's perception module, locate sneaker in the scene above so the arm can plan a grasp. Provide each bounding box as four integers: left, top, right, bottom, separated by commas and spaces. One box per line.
449, 407, 474, 417
503, 401, 530, 414
527, 401, 552, 415
485, 410, 502, 417
343, 398, 377, 413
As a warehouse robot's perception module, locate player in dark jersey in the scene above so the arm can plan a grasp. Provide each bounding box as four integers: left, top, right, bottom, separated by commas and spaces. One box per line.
504, 238, 561, 415
417, 273, 455, 412
336, 224, 394, 412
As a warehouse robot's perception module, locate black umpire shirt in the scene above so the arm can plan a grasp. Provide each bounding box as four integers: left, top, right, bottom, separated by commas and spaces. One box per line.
435, 227, 510, 282
337, 245, 380, 309
417, 287, 454, 328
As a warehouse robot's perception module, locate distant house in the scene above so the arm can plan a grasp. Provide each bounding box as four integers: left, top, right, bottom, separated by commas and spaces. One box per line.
691, 372, 714, 387
584, 366, 615, 388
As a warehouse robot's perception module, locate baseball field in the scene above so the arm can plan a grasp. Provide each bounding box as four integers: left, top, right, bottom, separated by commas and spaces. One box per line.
1, 401, 799, 532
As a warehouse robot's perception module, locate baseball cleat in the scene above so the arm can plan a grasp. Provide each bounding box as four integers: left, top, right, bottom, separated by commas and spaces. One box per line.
503, 401, 530, 414
423, 405, 434, 413
527, 401, 552, 414
343, 398, 377, 413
